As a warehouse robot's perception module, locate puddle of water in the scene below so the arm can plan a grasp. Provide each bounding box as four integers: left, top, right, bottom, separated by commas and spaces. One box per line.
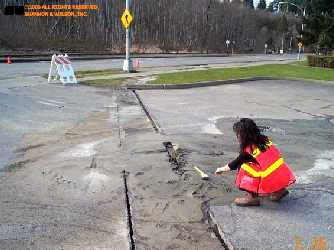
60, 139, 106, 158
297, 150, 334, 184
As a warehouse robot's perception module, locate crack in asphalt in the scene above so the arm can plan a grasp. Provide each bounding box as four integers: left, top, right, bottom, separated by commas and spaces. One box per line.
281, 105, 326, 119
122, 170, 135, 250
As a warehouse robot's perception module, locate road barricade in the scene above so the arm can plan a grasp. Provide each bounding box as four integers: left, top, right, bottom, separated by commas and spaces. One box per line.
48, 54, 77, 85
5, 56, 12, 64
133, 58, 141, 71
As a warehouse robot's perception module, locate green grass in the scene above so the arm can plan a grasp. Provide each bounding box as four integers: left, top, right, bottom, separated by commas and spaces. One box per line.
80, 78, 124, 87
151, 64, 334, 84
42, 69, 123, 79
293, 60, 308, 66
75, 69, 123, 78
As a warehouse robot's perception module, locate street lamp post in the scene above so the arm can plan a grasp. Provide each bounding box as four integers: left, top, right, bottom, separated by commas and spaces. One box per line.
278, 2, 306, 55
206, 0, 212, 54
278, 1, 306, 35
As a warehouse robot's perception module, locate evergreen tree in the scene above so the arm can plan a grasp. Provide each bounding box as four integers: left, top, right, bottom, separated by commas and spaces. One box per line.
303, 0, 334, 50
257, 0, 267, 9
244, 0, 254, 9
277, 15, 288, 34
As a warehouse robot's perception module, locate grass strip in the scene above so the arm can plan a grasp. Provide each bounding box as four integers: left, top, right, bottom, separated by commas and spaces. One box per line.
80, 78, 124, 87
75, 69, 123, 78
150, 64, 334, 84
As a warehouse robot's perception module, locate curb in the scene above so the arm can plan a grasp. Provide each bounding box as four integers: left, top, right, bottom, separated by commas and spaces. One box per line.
0, 53, 229, 63
208, 208, 233, 250
1, 56, 124, 63
126, 77, 280, 90
131, 90, 162, 134
126, 77, 334, 90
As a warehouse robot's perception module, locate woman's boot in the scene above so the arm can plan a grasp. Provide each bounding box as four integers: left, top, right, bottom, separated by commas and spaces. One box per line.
234, 192, 260, 207
269, 189, 289, 202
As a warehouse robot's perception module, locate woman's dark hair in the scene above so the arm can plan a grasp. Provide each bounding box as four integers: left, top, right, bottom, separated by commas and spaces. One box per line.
233, 118, 269, 153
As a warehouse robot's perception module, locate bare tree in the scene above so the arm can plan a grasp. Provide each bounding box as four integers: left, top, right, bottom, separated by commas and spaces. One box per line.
0, 0, 301, 53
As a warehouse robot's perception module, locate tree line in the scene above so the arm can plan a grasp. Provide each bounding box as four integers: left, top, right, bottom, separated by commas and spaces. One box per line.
0, 0, 303, 53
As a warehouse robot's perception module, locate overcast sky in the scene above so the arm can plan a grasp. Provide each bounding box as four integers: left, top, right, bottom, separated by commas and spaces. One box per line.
254, 0, 271, 8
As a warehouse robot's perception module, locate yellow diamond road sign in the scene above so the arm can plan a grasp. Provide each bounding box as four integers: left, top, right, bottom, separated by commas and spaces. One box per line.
121, 9, 133, 29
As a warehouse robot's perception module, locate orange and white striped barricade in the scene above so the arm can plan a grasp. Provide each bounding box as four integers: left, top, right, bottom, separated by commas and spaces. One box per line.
48, 54, 77, 85
133, 58, 142, 71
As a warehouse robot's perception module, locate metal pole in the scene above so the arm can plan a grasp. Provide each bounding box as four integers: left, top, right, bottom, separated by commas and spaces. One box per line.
126, 0, 129, 62
302, 8, 305, 53
206, 0, 211, 54
298, 46, 301, 60
123, 0, 132, 73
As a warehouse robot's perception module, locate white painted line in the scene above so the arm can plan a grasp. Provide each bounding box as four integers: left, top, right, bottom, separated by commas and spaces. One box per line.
208, 116, 225, 123
202, 123, 223, 135
41, 99, 65, 104
37, 101, 63, 108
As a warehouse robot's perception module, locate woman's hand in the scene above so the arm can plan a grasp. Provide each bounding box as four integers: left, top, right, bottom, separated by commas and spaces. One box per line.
215, 164, 231, 175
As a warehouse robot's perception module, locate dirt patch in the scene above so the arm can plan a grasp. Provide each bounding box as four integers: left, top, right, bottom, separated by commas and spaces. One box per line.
15, 143, 45, 154
5, 159, 35, 172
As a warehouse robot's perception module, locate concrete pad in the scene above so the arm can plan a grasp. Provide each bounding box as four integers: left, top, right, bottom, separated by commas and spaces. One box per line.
209, 188, 334, 250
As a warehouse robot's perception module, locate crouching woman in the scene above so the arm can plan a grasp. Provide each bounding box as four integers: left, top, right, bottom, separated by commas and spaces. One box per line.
215, 118, 295, 206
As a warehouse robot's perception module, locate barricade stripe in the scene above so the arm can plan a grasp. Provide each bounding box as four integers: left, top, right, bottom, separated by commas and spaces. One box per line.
54, 57, 63, 64
58, 56, 71, 64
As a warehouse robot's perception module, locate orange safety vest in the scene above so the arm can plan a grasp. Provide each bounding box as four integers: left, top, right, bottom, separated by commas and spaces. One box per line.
235, 141, 295, 194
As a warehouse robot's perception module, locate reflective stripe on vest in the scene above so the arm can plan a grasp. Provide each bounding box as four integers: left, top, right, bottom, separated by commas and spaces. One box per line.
250, 141, 272, 158
241, 157, 284, 177
241, 141, 284, 178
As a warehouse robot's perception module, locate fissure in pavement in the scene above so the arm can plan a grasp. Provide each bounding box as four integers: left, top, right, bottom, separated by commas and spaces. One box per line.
121, 170, 135, 250
132, 90, 160, 133
163, 141, 187, 175
163, 141, 228, 248
207, 211, 230, 250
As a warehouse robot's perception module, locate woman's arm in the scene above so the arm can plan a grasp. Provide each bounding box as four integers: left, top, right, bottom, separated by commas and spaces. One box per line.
228, 153, 244, 170
216, 152, 257, 175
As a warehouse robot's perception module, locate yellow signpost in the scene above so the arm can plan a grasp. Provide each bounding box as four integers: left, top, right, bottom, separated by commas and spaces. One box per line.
121, 5, 134, 72
298, 42, 303, 60
121, 9, 133, 29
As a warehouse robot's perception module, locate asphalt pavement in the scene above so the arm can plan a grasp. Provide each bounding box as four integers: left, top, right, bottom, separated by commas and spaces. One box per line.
136, 79, 334, 249
0, 54, 297, 171
1, 54, 331, 249
0, 54, 298, 81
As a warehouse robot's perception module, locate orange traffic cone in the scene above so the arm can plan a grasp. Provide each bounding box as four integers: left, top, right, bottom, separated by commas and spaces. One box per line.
5, 56, 12, 64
